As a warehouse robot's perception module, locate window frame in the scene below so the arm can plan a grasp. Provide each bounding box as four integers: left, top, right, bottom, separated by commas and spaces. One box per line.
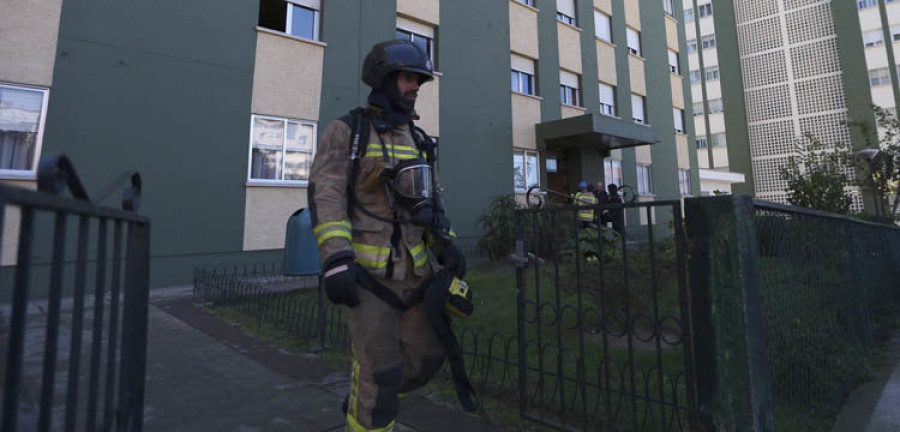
696, 137, 708, 149
686, 39, 698, 53
556, 0, 578, 26
513, 149, 541, 193
705, 65, 720, 81
697, 3, 713, 18
559, 70, 582, 107
711, 132, 727, 148
667, 50, 679, 74
511, 69, 536, 96
604, 158, 624, 188
664, 0, 675, 17
678, 169, 691, 196
700, 34, 716, 50
594, 10, 613, 43
0, 82, 50, 177
631, 93, 646, 124
636, 164, 653, 196
247, 114, 317, 186
863, 30, 885, 48
599, 82, 616, 116
516, 0, 536, 6
285, 1, 320, 41
673, 108, 685, 134
869, 67, 891, 86
626, 27, 642, 57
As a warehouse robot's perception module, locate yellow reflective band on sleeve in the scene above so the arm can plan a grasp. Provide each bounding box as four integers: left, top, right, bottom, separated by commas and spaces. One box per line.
449, 228, 458, 238
314, 221, 353, 246
364, 144, 421, 160
352, 243, 391, 270
410, 242, 427, 268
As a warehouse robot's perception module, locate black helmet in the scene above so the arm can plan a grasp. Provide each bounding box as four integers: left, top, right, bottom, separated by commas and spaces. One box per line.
362, 40, 434, 89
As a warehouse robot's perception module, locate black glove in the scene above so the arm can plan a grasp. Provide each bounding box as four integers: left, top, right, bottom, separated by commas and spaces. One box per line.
323, 257, 361, 307
437, 242, 467, 279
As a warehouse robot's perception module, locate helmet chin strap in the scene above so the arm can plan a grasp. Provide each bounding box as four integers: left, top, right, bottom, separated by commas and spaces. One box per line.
367, 73, 414, 126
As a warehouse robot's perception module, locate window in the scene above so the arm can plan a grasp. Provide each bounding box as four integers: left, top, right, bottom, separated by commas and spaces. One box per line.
631, 94, 646, 124
678, 169, 691, 196
863, 30, 885, 48
258, 0, 321, 41
668, 50, 679, 74
599, 82, 616, 116
0, 83, 48, 173
696, 137, 708, 149
636, 164, 653, 195
711, 132, 727, 148
249, 115, 316, 183
511, 54, 536, 96
664, 0, 675, 17
708, 98, 724, 113
858, 0, 878, 8
604, 158, 624, 188
684, 8, 694, 22
892, 26, 900, 42
697, 3, 713, 18
397, 17, 436, 64
514, 149, 540, 192
693, 101, 704, 116
626, 27, 642, 56
516, 0, 535, 6
701, 34, 716, 50
557, 0, 577, 26
705, 65, 720, 81
560, 70, 581, 107
686, 39, 697, 53
546, 157, 558, 173
594, 10, 612, 42
870, 67, 891, 86
673, 108, 685, 134
690, 69, 702, 83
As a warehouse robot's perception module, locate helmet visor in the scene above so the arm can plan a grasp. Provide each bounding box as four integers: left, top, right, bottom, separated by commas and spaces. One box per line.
393, 163, 432, 200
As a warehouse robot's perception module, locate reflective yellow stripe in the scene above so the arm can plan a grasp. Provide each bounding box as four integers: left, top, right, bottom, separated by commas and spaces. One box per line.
364, 144, 423, 160
449, 228, 458, 238
314, 221, 353, 246
410, 242, 427, 268
313, 220, 351, 235
317, 230, 352, 246
352, 243, 390, 270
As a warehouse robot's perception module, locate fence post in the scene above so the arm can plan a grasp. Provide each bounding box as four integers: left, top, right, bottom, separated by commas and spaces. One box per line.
685, 195, 774, 432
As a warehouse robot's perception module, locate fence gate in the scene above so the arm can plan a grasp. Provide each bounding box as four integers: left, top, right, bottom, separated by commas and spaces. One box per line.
513, 200, 698, 431
0, 155, 150, 432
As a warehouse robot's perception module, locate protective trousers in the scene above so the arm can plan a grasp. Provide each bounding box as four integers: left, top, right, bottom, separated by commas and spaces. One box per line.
344, 270, 446, 431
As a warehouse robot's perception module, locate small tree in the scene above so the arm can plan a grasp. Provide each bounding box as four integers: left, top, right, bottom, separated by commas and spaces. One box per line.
857, 107, 900, 221
780, 134, 854, 215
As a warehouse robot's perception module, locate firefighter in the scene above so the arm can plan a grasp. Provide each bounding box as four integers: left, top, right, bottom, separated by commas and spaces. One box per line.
574, 181, 597, 228
307, 40, 472, 431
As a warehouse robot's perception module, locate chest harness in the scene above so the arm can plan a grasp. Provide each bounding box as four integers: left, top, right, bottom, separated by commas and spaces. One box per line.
339, 107, 478, 412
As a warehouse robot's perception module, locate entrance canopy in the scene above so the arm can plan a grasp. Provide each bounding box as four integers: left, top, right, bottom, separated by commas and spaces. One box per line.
535, 113, 659, 151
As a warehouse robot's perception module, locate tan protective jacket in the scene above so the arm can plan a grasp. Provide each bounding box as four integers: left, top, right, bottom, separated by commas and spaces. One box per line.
309, 114, 441, 281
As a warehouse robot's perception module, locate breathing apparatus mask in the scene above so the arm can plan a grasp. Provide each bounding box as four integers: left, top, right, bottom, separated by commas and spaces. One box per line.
363, 158, 435, 226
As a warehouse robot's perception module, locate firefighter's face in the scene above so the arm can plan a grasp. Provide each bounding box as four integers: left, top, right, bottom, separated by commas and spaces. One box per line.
397, 71, 420, 105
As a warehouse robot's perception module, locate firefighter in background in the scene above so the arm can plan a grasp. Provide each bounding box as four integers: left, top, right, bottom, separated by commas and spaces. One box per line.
307, 40, 473, 431
574, 181, 597, 228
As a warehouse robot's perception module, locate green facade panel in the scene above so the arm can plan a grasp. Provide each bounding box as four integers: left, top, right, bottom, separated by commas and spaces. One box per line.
439, 0, 514, 237
43, 0, 261, 287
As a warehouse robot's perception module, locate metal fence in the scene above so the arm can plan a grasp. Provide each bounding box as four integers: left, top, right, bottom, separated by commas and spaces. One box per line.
512, 201, 697, 432
192, 263, 525, 400
0, 155, 150, 432
753, 200, 900, 430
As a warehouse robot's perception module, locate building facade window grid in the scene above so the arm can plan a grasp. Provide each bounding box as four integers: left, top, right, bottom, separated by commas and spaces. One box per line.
248, 114, 316, 184
636, 164, 653, 195
0, 83, 49, 174
514, 149, 540, 192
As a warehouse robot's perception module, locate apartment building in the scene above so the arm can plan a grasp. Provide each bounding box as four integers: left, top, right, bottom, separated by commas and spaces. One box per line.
858, 0, 900, 121
0, 0, 697, 287
683, 0, 877, 208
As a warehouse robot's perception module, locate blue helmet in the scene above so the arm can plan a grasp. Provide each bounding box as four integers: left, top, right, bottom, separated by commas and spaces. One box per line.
578, 181, 587, 189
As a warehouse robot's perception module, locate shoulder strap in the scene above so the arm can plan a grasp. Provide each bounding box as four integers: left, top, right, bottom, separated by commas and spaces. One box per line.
341, 108, 371, 219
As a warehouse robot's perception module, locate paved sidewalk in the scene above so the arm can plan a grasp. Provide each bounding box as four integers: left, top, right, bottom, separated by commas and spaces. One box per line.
865, 344, 900, 432
831, 335, 900, 432
145, 298, 499, 432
